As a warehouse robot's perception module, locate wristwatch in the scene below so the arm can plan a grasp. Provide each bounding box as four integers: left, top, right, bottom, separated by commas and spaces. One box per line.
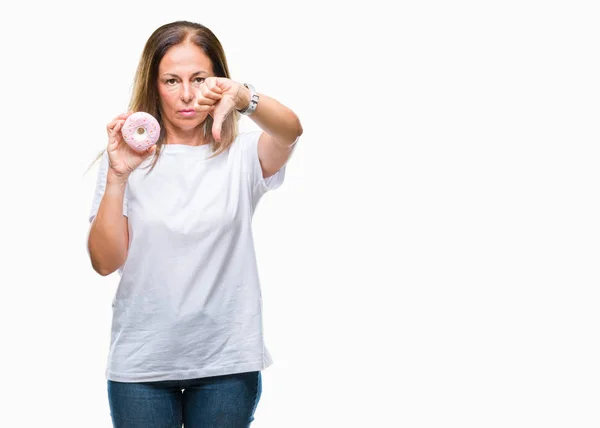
237, 83, 259, 115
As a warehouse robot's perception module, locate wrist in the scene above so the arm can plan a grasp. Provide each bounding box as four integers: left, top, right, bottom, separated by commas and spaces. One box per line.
107, 169, 129, 186
236, 83, 259, 115
235, 84, 251, 111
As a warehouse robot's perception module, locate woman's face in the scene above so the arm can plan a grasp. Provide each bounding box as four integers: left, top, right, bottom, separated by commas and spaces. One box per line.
157, 41, 215, 133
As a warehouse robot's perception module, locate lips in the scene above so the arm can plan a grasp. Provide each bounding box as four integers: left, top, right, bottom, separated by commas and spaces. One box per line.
178, 109, 196, 117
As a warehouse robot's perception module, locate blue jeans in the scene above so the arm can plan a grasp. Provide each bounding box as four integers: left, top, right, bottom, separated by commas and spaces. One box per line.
107, 371, 262, 428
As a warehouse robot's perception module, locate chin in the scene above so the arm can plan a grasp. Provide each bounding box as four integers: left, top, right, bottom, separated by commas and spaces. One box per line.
177, 116, 204, 126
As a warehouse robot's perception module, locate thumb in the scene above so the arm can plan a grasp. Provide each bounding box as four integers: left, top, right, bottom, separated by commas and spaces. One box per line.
212, 113, 224, 143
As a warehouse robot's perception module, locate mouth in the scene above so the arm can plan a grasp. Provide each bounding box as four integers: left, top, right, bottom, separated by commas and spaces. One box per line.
178, 109, 196, 116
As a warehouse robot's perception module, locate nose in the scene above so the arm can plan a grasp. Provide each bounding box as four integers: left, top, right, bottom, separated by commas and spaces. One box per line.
180, 82, 194, 103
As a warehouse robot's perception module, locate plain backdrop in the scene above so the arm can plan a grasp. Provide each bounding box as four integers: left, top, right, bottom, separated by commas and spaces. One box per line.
0, 0, 599, 427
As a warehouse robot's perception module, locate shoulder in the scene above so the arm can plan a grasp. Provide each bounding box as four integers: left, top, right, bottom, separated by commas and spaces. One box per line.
234, 131, 262, 148
228, 130, 262, 158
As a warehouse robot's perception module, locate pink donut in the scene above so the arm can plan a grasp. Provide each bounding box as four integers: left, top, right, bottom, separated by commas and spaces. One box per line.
121, 112, 160, 151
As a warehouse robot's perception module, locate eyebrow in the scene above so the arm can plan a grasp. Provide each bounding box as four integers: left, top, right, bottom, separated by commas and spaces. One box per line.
161, 71, 209, 78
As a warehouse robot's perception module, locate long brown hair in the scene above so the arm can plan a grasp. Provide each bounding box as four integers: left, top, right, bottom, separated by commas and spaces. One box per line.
85, 20, 239, 175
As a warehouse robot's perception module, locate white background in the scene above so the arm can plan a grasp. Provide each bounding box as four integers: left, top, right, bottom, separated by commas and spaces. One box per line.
0, 0, 598, 427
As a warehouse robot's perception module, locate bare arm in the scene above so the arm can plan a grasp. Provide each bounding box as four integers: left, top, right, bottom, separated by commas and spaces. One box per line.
198, 78, 302, 179
87, 171, 129, 276
235, 89, 302, 179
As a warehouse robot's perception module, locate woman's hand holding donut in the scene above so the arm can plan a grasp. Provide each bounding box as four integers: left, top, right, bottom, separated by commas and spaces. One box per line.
106, 112, 156, 181
195, 77, 249, 143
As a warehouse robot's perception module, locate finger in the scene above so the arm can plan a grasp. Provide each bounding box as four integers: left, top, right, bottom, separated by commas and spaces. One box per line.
198, 86, 223, 101
197, 94, 222, 105
196, 97, 219, 107
107, 122, 114, 135
111, 120, 124, 135
206, 79, 223, 92
107, 113, 131, 135
195, 104, 215, 113
107, 121, 125, 143
203, 77, 223, 93
107, 120, 119, 136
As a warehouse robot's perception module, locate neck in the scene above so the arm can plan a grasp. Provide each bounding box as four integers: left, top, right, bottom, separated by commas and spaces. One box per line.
163, 122, 210, 146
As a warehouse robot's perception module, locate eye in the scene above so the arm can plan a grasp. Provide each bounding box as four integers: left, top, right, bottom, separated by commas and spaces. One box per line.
193, 77, 205, 84
166, 78, 177, 85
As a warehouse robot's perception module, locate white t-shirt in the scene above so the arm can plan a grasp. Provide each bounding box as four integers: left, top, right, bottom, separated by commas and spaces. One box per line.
88, 131, 293, 382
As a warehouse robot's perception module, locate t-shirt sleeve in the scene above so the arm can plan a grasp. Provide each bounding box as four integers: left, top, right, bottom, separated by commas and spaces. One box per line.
239, 130, 299, 203
88, 150, 128, 224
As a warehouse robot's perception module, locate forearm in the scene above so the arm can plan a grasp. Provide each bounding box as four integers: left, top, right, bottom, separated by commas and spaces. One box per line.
88, 173, 129, 276
237, 90, 303, 145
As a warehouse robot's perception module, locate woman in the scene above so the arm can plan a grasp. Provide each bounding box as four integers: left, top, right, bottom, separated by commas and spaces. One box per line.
87, 20, 302, 428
